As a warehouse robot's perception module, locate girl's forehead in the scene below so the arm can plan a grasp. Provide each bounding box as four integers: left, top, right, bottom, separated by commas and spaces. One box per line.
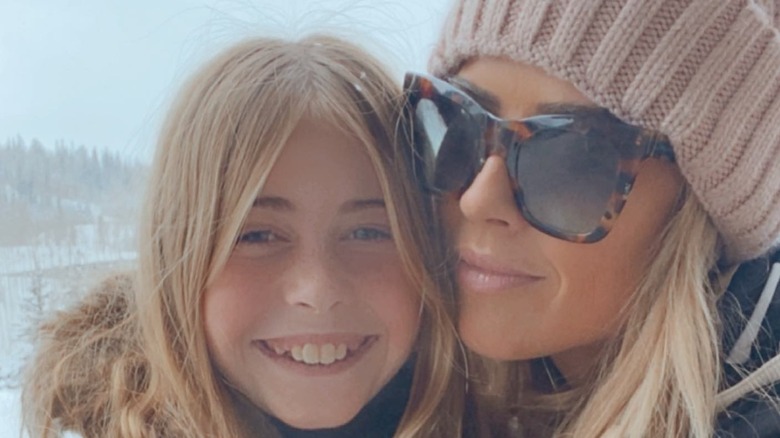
258, 119, 384, 204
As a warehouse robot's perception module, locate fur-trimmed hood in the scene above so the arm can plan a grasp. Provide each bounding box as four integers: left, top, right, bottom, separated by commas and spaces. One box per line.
22, 273, 184, 437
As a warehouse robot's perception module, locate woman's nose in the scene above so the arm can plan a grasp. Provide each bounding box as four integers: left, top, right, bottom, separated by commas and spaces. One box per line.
459, 155, 525, 229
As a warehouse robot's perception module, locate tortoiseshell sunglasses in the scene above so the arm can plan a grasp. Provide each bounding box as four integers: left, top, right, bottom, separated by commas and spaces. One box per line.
403, 72, 676, 243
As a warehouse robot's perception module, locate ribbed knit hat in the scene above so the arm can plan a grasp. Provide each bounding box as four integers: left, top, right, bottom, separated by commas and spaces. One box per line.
429, 0, 780, 262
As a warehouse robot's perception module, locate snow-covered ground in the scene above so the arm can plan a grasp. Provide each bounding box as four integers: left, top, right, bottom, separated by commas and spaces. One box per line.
0, 222, 135, 437
0, 223, 136, 277
0, 389, 23, 436
1, 388, 78, 437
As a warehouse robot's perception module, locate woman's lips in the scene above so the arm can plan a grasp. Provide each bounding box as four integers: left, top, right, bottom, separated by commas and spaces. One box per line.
457, 251, 543, 294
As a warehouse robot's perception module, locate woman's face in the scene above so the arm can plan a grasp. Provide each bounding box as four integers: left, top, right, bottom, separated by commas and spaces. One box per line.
203, 119, 420, 429
445, 58, 684, 379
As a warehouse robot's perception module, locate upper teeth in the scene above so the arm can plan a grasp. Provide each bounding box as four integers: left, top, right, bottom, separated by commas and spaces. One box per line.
284, 343, 349, 365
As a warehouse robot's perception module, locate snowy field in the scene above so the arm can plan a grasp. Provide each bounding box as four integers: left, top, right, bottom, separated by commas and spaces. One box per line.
0, 223, 134, 437
0, 389, 23, 437
1, 388, 78, 437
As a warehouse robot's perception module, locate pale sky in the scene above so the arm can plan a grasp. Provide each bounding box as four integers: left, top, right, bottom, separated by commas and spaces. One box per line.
0, 0, 451, 162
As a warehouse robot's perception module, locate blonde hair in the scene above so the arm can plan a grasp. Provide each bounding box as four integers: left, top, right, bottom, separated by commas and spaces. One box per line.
473, 187, 728, 437
23, 35, 464, 437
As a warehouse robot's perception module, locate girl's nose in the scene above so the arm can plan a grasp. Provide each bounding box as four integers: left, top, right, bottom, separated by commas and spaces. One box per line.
283, 250, 347, 313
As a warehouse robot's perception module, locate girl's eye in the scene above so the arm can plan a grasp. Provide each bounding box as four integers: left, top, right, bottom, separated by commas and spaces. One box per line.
237, 230, 279, 244
350, 227, 392, 241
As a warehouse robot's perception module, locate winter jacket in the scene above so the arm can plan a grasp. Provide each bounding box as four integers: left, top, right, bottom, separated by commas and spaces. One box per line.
716, 248, 780, 437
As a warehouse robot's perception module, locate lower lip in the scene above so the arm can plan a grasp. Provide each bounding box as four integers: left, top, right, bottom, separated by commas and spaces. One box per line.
252, 336, 377, 376
457, 261, 542, 294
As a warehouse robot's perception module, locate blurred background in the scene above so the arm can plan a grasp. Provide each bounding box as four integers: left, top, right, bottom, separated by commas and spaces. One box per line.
0, 0, 449, 433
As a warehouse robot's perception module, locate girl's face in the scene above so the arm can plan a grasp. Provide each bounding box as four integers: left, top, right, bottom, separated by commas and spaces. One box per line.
203, 119, 420, 429
444, 58, 684, 380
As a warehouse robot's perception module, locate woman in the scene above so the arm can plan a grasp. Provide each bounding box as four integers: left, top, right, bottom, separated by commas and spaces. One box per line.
23, 35, 465, 437
405, 0, 780, 436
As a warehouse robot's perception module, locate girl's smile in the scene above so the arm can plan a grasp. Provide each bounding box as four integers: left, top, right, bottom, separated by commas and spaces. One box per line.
253, 334, 378, 374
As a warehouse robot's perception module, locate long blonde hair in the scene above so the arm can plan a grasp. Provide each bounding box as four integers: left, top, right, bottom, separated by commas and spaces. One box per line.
23, 35, 464, 437
473, 187, 727, 437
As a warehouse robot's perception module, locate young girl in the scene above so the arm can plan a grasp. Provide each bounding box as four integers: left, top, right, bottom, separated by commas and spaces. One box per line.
406, 0, 780, 436
22, 35, 465, 437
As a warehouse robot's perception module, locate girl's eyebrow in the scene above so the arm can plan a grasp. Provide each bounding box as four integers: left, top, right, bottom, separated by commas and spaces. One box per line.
252, 196, 294, 211
448, 76, 502, 114
252, 197, 384, 213
339, 198, 386, 214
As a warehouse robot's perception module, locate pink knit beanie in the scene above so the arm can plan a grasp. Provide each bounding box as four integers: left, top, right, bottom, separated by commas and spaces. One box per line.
429, 0, 780, 262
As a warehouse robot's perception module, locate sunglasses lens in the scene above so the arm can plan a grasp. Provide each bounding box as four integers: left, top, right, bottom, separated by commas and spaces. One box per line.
509, 130, 620, 235
413, 98, 481, 193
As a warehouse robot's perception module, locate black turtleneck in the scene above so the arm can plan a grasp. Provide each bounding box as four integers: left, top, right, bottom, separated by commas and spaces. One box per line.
268, 361, 414, 438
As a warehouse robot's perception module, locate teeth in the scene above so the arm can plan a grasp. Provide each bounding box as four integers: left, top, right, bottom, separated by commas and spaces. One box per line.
291, 345, 303, 361
302, 343, 319, 364
320, 344, 336, 365
279, 342, 352, 365
336, 343, 347, 360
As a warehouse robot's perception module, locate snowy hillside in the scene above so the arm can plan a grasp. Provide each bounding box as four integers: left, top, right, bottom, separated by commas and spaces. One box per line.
0, 138, 146, 435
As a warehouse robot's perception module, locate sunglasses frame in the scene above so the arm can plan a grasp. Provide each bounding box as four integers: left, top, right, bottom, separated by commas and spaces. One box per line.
404, 72, 676, 243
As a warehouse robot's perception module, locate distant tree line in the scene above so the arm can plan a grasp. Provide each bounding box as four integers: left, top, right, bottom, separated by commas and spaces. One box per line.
0, 138, 145, 389
0, 136, 148, 247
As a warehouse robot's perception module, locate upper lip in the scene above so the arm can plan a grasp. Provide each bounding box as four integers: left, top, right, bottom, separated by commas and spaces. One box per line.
458, 248, 542, 278
255, 333, 375, 353
258, 333, 372, 345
